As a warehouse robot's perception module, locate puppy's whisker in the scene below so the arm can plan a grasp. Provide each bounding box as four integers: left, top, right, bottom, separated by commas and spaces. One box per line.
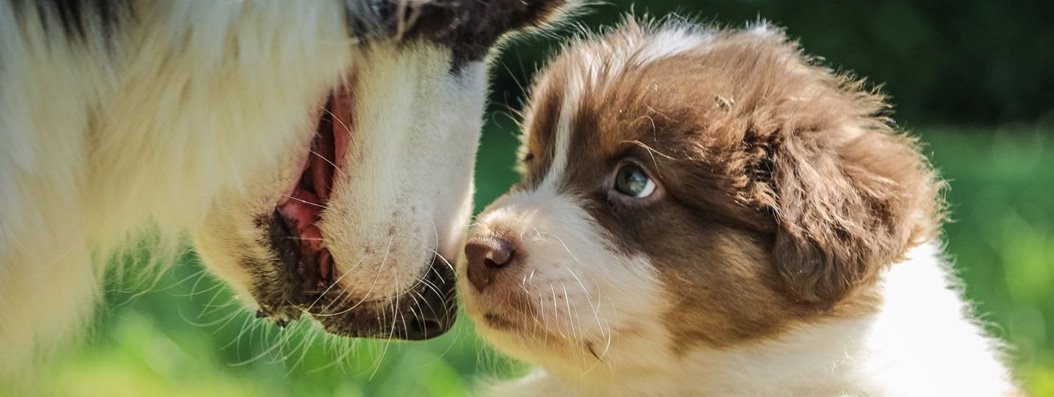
548, 283, 568, 339
520, 273, 532, 295
535, 229, 583, 266
561, 282, 587, 367
565, 267, 607, 341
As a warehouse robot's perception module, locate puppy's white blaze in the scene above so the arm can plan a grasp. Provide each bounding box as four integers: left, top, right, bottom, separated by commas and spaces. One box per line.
542, 72, 586, 188
543, 73, 586, 188
473, 189, 666, 376
320, 45, 486, 298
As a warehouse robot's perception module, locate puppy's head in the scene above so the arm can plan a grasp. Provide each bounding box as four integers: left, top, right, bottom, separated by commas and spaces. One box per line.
462, 18, 943, 374
193, 0, 576, 340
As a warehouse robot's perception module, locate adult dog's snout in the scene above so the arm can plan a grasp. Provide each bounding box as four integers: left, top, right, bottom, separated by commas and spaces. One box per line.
465, 236, 519, 292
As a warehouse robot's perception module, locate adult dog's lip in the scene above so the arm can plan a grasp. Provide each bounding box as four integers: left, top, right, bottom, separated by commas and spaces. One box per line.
311, 255, 459, 340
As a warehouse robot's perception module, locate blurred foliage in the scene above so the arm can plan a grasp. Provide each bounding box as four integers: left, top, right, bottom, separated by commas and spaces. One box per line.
7, 1, 1054, 396
489, 0, 1054, 126
925, 126, 1054, 395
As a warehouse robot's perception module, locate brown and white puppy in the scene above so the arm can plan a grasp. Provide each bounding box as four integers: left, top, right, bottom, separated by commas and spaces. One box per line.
462, 18, 1018, 396
0, 0, 574, 381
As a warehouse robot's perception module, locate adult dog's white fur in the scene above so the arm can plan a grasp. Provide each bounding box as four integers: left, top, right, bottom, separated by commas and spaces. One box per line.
463, 18, 1019, 396
0, 0, 572, 382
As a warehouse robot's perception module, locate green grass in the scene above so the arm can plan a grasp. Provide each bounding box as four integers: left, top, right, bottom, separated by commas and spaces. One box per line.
18, 123, 1054, 396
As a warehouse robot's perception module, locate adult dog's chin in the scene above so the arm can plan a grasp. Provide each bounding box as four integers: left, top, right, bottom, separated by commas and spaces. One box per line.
195, 47, 486, 340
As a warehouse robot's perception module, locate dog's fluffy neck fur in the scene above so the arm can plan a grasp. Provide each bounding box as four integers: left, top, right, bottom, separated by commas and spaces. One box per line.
486, 242, 1014, 397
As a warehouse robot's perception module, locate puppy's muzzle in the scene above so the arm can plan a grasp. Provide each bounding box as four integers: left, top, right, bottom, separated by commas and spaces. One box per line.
465, 236, 518, 292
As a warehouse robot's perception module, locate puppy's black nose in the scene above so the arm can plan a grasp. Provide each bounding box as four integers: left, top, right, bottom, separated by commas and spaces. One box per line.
465, 236, 516, 292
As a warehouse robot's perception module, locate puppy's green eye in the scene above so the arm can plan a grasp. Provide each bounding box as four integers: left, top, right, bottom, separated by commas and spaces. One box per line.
614, 165, 656, 198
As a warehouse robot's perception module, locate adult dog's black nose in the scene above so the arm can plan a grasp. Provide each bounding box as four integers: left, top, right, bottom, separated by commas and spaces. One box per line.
465, 236, 517, 292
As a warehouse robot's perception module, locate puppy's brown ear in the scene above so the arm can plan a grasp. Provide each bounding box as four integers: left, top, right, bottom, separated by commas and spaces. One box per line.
764, 87, 943, 307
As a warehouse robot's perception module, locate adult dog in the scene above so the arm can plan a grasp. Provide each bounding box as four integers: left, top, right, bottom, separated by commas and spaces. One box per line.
0, 0, 571, 381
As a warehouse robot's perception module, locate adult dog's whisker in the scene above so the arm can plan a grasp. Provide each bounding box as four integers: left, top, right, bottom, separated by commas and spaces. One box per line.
281, 195, 329, 209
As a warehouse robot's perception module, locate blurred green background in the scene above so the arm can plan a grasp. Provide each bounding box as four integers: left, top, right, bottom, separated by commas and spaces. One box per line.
26, 1, 1054, 396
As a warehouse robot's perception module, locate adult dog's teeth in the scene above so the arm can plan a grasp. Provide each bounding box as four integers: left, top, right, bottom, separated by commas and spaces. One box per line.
319, 249, 333, 285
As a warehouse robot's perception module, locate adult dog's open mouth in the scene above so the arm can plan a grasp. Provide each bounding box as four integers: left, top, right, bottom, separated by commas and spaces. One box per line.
253, 88, 458, 340
274, 94, 344, 300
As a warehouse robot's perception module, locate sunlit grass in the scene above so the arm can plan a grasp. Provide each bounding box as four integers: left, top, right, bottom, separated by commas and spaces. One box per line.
22, 124, 1054, 396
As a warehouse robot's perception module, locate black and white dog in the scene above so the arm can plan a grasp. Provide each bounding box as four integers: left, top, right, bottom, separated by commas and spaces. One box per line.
0, 0, 572, 380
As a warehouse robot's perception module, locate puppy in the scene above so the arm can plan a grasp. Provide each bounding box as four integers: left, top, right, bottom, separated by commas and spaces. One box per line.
462, 18, 1018, 396
0, 0, 573, 381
